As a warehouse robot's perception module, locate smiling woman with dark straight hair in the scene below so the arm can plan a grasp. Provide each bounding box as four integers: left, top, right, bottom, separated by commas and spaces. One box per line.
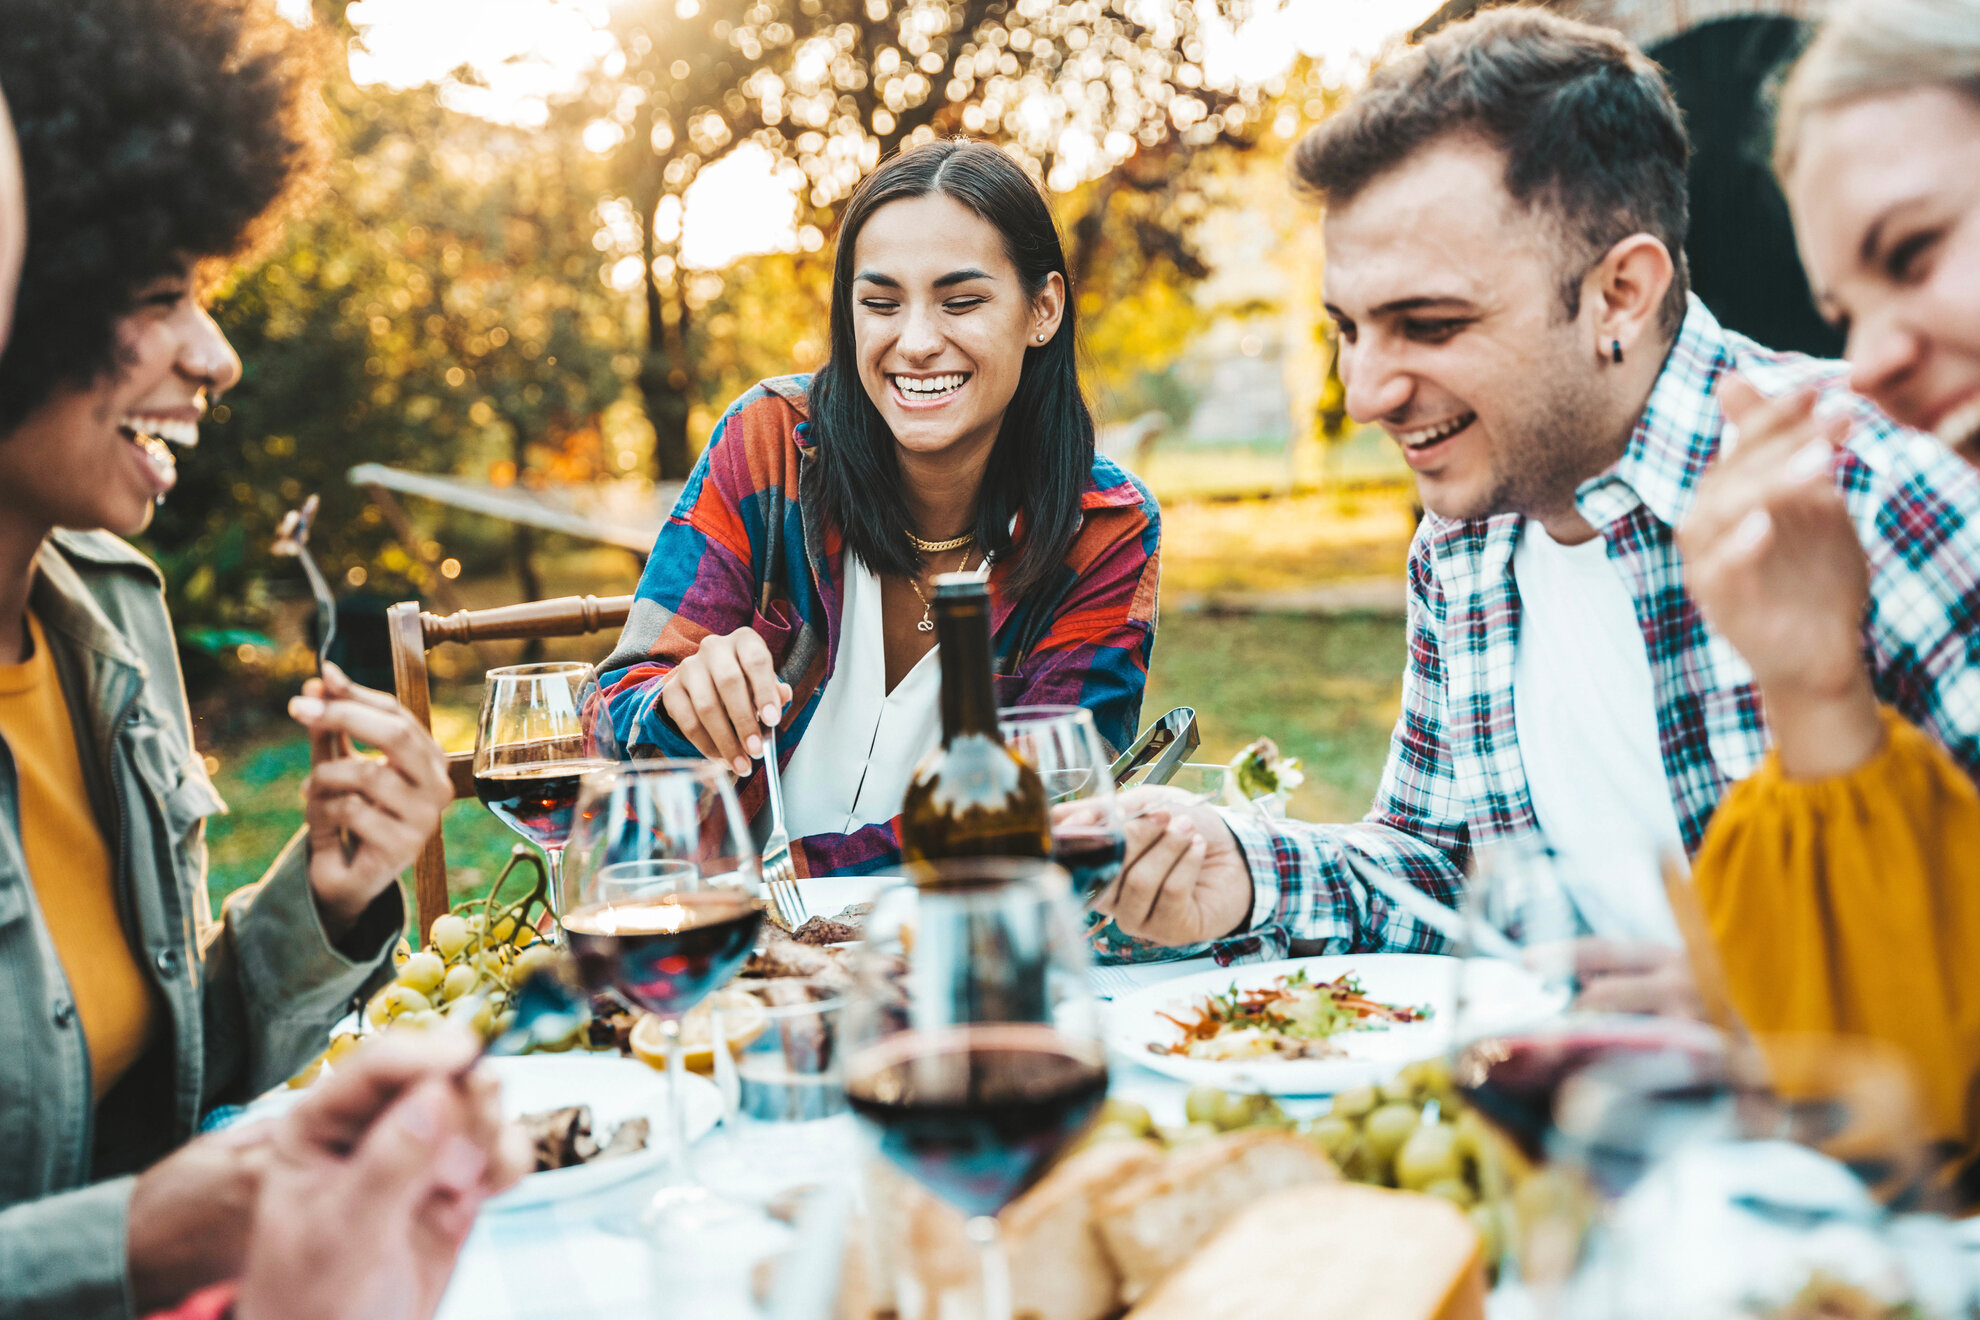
599, 139, 1161, 880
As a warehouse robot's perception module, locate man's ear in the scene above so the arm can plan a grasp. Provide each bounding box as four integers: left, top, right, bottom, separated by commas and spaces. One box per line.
1585, 233, 1674, 363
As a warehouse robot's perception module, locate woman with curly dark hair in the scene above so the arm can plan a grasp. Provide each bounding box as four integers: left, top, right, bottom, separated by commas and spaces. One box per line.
0, 4, 474, 1316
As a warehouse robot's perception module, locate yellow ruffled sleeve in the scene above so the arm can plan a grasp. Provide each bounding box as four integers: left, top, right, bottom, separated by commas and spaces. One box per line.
1695, 707, 1980, 1156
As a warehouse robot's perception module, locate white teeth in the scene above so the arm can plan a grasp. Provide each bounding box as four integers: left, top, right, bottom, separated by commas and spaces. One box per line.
893, 373, 967, 398
1399, 412, 1475, 449
1935, 396, 1980, 456
120, 416, 199, 448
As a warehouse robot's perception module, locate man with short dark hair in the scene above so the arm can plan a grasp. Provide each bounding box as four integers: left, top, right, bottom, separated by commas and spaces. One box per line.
1092, 7, 1980, 1008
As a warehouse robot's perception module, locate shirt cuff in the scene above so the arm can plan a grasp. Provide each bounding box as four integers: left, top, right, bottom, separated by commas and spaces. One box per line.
1221, 808, 1285, 933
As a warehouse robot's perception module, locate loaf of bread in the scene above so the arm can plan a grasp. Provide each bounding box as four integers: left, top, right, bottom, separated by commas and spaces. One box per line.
1092, 1129, 1339, 1304
1005, 1140, 1167, 1320
1124, 1182, 1487, 1320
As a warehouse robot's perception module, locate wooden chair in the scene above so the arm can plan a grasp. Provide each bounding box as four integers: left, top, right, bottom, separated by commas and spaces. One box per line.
387, 594, 634, 933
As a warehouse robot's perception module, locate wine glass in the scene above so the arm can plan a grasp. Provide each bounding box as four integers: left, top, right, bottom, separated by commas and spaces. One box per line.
560, 759, 765, 1220
1000, 705, 1125, 903
472, 662, 617, 933
842, 858, 1108, 1320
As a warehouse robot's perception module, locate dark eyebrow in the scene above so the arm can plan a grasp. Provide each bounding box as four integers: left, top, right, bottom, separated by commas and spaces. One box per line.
935, 268, 994, 288
854, 270, 899, 288
1370, 295, 1476, 317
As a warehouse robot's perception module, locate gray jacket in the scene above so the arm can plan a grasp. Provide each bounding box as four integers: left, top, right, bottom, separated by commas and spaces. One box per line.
0, 531, 401, 1320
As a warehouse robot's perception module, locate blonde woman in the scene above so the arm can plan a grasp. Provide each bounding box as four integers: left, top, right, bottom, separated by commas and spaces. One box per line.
1678, 0, 1980, 1199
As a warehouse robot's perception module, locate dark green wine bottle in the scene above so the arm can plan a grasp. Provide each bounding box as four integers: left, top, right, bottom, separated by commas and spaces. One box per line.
898, 574, 1050, 869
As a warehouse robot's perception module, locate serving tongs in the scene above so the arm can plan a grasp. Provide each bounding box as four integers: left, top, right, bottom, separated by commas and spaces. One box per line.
1109, 706, 1198, 791
274, 494, 356, 861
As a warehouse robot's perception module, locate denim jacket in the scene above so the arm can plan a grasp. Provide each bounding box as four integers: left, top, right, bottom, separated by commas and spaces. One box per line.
0, 530, 400, 1320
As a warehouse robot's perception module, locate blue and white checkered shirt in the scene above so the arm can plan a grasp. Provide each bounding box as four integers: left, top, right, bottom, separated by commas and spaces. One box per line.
1211, 297, 1980, 962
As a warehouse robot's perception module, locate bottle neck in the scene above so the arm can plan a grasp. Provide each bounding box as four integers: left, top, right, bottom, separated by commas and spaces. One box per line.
934, 598, 998, 740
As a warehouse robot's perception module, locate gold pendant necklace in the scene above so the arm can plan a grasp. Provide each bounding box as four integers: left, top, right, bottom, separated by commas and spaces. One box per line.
908, 546, 976, 632
906, 529, 975, 554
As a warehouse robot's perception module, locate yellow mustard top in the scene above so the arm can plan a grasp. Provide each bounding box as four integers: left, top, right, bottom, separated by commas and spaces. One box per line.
0, 611, 156, 1101
1694, 706, 1980, 1162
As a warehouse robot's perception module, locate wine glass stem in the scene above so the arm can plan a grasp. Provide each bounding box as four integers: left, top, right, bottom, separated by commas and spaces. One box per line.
663, 1016, 693, 1185
541, 846, 564, 945
964, 1216, 1012, 1320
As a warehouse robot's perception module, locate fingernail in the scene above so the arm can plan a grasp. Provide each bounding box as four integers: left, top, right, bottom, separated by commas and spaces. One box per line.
1171, 818, 1194, 837
289, 696, 324, 720
746, 735, 763, 758
761, 703, 781, 725
435, 1135, 487, 1193
733, 756, 751, 776
1732, 508, 1772, 551
397, 1087, 443, 1142
1786, 437, 1832, 482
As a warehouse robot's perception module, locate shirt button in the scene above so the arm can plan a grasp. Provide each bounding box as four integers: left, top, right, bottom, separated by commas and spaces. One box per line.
154, 948, 180, 977
52, 1001, 75, 1029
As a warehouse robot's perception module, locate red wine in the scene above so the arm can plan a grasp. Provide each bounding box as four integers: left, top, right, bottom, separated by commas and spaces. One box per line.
562, 891, 764, 1017
1454, 1028, 1723, 1164
846, 1024, 1108, 1218
1052, 828, 1125, 902
474, 758, 616, 850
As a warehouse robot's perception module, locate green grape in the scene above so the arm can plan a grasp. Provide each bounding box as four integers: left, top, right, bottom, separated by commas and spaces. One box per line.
1422, 1178, 1476, 1209
1378, 1076, 1416, 1105
1081, 1122, 1149, 1148
1363, 1101, 1421, 1164
1098, 1098, 1155, 1136
511, 944, 557, 985
445, 992, 495, 1037
1395, 1121, 1464, 1191
429, 914, 471, 960
1183, 1085, 1225, 1126
1214, 1091, 1281, 1131
364, 983, 432, 1027
1330, 1085, 1378, 1120
398, 1009, 443, 1031
1306, 1114, 1358, 1163
397, 951, 445, 996
439, 963, 479, 1003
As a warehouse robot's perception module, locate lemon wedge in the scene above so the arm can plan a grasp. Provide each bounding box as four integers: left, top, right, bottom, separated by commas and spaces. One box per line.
629, 988, 769, 1075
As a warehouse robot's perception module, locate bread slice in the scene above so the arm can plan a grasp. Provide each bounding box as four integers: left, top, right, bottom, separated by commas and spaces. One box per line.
1093, 1129, 1338, 1304
1125, 1183, 1486, 1320
1005, 1140, 1168, 1320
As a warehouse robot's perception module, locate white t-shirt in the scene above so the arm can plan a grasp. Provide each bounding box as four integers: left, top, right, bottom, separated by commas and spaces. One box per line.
779, 553, 991, 838
1510, 521, 1686, 945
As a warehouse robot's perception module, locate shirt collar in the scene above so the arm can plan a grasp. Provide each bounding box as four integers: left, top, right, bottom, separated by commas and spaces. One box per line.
1573, 294, 1736, 534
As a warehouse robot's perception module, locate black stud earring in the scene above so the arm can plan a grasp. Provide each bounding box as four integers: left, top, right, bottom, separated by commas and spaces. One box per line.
1611, 339, 1624, 365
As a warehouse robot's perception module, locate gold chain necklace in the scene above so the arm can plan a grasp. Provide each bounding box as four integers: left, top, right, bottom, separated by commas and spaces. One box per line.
907, 546, 978, 632
906, 529, 975, 554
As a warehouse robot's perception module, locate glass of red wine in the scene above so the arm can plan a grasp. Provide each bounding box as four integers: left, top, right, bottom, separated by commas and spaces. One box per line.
559, 759, 764, 1222
842, 857, 1108, 1320
472, 662, 618, 937
999, 706, 1126, 904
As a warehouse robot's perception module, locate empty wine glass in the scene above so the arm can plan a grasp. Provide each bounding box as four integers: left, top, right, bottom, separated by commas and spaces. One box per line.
560, 759, 764, 1223
472, 662, 616, 933
842, 858, 1107, 1320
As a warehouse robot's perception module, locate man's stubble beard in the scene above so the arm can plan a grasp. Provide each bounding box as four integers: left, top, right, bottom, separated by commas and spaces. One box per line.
1468, 356, 1614, 528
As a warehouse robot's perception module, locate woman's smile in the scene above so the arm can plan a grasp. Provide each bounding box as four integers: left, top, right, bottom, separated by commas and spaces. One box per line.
888, 371, 972, 408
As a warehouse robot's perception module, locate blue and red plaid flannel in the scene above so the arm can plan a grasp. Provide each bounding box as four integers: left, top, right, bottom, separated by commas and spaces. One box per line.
1211, 297, 1980, 963
596, 375, 1161, 878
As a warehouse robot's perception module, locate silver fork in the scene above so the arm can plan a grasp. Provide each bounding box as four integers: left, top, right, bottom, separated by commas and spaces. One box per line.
758, 725, 807, 929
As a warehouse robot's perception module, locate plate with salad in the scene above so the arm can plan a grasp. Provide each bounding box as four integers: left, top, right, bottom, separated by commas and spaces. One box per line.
1108, 954, 1564, 1094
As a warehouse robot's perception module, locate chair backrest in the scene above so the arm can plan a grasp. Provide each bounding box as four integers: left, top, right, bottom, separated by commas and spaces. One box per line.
387, 594, 634, 935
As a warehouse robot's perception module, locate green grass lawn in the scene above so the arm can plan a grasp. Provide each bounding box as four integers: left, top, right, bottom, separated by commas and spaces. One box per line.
201, 610, 1406, 922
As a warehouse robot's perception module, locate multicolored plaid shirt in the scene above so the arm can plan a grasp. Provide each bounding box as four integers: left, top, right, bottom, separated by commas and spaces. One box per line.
596, 375, 1161, 878
1212, 298, 1980, 963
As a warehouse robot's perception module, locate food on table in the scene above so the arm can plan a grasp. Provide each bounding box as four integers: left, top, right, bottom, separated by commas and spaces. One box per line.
1228, 736, 1303, 801
1095, 1128, 1340, 1304
790, 912, 862, 945
516, 1104, 650, 1173
627, 988, 768, 1075
1150, 968, 1430, 1061
1004, 1142, 1169, 1320
740, 921, 854, 988
1122, 1182, 1486, 1320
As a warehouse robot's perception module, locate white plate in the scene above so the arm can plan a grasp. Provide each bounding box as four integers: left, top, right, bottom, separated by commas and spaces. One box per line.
796, 875, 884, 920
244, 1053, 722, 1212
1107, 953, 1566, 1095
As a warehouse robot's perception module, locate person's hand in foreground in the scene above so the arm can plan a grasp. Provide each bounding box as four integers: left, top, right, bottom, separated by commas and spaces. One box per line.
287, 660, 456, 938
1679, 375, 1883, 779
1065, 787, 1251, 946
1568, 939, 1704, 1018
232, 1025, 531, 1320
661, 626, 794, 778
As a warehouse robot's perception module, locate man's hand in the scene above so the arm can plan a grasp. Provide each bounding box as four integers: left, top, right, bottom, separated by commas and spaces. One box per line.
1679, 375, 1884, 779
234, 1027, 531, 1320
1069, 787, 1252, 947
288, 661, 455, 939
660, 626, 793, 778
1568, 939, 1704, 1018
126, 1122, 274, 1313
